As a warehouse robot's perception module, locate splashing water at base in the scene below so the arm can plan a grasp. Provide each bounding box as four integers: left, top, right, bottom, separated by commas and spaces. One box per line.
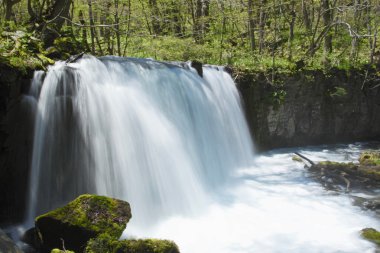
125, 143, 380, 253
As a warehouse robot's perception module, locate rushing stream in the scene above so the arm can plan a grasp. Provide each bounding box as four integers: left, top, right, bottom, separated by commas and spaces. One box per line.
125, 143, 380, 253
25, 55, 379, 252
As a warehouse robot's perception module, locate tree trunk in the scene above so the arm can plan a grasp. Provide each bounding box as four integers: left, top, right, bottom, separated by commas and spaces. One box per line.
288, 0, 296, 60
79, 10, 90, 53
247, 0, 256, 51
149, 0, 161, 35
114, 0, 121, 56
258, 0, 267, 53
4, 0, 21, 21
194, 0, 203, 41
87, 0, 95, 54
350, 0, 360, 63
302, 0, 312, 32
43, 0, 72, 46
322, 0, 333, 64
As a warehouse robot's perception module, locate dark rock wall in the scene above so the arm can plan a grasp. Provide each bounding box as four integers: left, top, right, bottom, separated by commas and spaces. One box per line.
0, 64, 35, 225
236, 68, 380, 150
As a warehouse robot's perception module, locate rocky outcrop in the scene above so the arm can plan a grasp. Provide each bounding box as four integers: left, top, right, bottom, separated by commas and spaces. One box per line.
0, 63, 36, 225
35, 194, 131, 252
236, 68, 380, 150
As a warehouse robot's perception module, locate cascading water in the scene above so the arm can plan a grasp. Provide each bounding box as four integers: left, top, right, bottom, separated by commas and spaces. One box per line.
26, 55, 380, 253
27, 55, 254, 225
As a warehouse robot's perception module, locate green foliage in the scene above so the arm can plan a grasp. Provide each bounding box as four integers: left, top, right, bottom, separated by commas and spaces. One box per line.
329, 87, 348, 98
271, 89, 287, 106
0, 27, 54, 73
0, 0, 378, 72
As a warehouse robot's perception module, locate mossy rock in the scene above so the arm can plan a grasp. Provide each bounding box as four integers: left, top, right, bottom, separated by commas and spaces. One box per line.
291, 155, 303, 162
36, 194, 131, 252
359, 151, 380, 166
85, 234, 180, 253
51, 249, 75, 253
313, 161, 358, 172
361, 228, 380, 245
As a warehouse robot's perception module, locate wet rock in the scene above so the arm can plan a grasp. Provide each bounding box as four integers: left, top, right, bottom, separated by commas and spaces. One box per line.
190, 61, 203, 77
360, 151, 380, 166
309, 159, 380, 191
21, 227, 41, 250
35, 194, 131, 252
85, 234, 180, 253
361, 228, 380, 246
0, 229, 23, 253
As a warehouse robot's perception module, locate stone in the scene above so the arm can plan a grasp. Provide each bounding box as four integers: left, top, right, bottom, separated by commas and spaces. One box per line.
35, 194, 131, 252
359, 151, 380, 166
361, 228, 380, 245
85, 234, 180, 253
0, 229, 23, 253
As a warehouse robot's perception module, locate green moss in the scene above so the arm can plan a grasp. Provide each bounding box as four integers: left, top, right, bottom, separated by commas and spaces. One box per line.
361, 228, 380, 245
292, 156, 303, 162
85, 235, 180, 253
318, 161, 357, 170
51, 249, 75, 253
36, 194, 131, 238
359, 151, 380, 166
329, 86, 347, 98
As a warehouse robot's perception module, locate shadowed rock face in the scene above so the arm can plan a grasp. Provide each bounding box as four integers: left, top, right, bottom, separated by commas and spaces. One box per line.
236, 68, 380, 150
35, 194, 131, 253
0, 63, 35, 225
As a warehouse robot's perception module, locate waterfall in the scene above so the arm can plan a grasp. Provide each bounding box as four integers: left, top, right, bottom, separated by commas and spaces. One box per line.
27, 55, 254, 225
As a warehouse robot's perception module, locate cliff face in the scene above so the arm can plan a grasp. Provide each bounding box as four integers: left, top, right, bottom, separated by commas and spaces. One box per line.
0, 63, 35, 225
236, 68, 380, 150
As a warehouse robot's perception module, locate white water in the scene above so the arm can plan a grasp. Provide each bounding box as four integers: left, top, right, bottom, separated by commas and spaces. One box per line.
27, 56, 380, 252
27, 55, 253, 225
125, 143, 380, 253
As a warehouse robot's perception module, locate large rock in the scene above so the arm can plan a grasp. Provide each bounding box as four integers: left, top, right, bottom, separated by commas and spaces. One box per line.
35, 194, 131, 252
0, 229, 23, 253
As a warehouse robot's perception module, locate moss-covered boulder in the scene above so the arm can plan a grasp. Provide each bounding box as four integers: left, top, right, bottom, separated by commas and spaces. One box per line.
85, 234, 180, 253
361, 228, 380, 245
35, 194, 131, 252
